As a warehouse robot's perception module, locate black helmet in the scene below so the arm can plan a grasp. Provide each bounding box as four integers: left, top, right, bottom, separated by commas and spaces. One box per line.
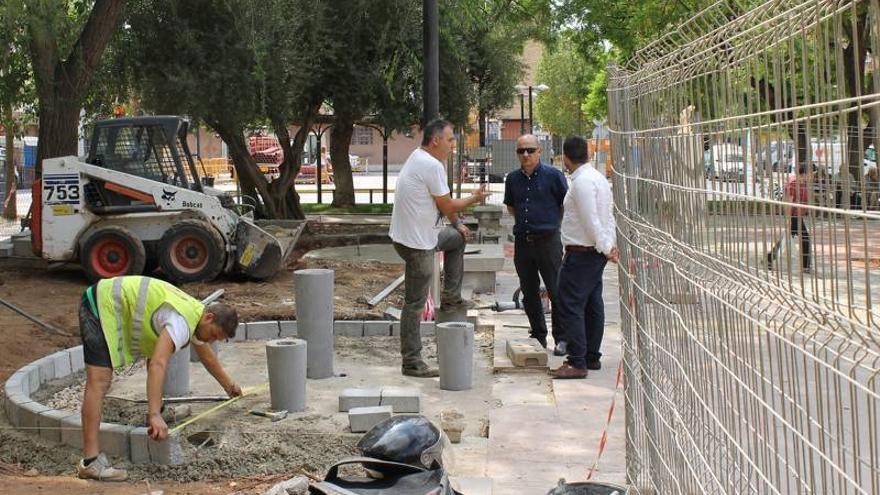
357, 415, 445, 470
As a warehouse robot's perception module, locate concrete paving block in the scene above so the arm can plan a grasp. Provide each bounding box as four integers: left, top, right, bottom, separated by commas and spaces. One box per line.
52, 351, 73, 378
19, 401, 50, 435
4, 373, 25, 397
60, 414, 83, 449
380, 387, 420, 413
232, 323, 248, 342
35, 357, 56, 384
21, 365, 40, 395
148, 432, 185, 465
420, 321, 436, 336
505, 338, 548, 367
4, 396, 29, 427
129, 427, 151, 464
363, 321, 391, 337
279, 320, 298, 337
349, 405, 393, 433
100, 422, 133, 458
467, 310, 479, 326
69, 346, 85, 372
338, 387, 382, 412
246, 321, 280, 340
334, 320, 364, 337
463, 256, 505, 272
461, 272, 496, 294
38, 409, 70, 443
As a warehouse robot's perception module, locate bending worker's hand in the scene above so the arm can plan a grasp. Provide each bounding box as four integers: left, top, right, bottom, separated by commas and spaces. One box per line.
147, 413, 169, 441
225, 382, 243, 398
471, 185, 488, 203
456, 223, 471, 241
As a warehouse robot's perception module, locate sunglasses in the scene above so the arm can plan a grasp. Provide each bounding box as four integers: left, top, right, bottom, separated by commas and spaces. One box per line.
516, 147, 538, 155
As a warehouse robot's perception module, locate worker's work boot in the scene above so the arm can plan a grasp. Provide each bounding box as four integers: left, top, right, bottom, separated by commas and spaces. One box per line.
76, 453, 128, 481
402, 361, 439, 378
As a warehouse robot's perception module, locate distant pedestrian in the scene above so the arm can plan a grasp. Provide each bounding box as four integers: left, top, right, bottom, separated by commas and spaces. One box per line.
389, 118, 487, 377
766, 163, 811, 273
551, 136, 618, 380
503, 134, 568, 352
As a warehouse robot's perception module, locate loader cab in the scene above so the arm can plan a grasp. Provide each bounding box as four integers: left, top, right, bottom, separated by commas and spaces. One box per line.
86, 116, 204, 192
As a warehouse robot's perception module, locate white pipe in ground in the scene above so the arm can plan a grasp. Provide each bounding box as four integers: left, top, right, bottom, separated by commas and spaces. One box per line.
266, 338, 307, 412
294, 268, 335, 378
437, 322, 474, 391
163, 346, 190, 397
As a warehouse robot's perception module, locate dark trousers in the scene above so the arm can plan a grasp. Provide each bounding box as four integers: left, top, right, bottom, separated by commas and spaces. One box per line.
513, 231, 563, 343
557, 250, 608, 369
393, 227, 465, 367
768, 216, 810, 269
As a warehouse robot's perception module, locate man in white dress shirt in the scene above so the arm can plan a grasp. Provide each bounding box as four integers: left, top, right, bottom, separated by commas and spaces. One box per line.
551, 136, 619, 379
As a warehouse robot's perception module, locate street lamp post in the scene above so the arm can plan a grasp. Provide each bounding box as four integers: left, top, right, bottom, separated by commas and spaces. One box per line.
514, 84, 549, 135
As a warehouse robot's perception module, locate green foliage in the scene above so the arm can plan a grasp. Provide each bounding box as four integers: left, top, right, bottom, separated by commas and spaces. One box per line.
582, 63, 607, 122
0, 0, 35, 123
533, 33, 594, 135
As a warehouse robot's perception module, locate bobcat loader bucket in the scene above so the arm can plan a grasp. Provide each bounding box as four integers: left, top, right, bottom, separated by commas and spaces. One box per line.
233, 219, 305, 280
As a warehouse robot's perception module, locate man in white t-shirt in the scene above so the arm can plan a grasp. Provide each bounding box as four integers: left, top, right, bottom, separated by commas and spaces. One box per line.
390, 119, 486, 377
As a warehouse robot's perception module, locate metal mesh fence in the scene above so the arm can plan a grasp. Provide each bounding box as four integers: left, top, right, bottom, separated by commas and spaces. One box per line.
607, 1, 880, 493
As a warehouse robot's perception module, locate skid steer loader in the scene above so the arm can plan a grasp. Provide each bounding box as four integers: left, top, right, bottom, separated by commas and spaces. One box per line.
31, 116, 302, 283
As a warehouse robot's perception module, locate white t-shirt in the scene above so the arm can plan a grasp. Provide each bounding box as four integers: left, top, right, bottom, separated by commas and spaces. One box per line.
152, 304, 191, 352
389, 148, 450, 250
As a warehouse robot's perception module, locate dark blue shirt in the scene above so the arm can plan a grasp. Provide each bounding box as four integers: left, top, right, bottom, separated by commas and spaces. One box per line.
503, 161, 568, 235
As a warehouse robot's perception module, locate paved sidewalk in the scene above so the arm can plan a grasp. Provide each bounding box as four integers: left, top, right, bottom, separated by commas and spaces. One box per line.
473, 244, 627, 494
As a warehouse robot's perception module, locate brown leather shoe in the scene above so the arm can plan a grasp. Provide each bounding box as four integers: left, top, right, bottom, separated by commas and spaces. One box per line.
550, 362, 587, 379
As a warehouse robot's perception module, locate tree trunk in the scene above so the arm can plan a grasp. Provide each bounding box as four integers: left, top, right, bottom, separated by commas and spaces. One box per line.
268, 117, 313, 220
28, 0, 126, 174
478, 108, 487, 147
213, 124, 279, 219
3, 104, 15, 220
842, 13, 869, 184
329, 115, 356, 208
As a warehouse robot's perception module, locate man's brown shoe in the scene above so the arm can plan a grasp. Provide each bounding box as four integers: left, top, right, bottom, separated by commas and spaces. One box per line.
402, 363, 439, 378
550, 362, 587, 379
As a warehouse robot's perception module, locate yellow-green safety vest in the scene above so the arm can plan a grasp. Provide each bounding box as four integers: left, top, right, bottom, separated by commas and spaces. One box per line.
96, 276, 205, 368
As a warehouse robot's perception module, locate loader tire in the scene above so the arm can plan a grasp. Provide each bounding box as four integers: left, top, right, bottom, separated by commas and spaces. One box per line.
81, 226, 147, 283
158, 220, 225, 283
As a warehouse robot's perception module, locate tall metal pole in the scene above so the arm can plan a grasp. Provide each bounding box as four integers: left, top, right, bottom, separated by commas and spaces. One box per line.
382, 132, 389, 203
519, 94, 525, 135
423, 0, 439, 123
528, 85, 534, 134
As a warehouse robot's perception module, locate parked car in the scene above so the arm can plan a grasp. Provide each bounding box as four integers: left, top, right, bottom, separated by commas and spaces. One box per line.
705, 143, 747, 181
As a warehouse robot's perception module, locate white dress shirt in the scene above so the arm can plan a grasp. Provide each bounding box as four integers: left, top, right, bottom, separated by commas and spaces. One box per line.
560, 162, 616, 254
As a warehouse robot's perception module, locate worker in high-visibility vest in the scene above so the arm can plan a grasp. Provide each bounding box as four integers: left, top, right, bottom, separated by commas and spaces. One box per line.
76, 276, 241, 481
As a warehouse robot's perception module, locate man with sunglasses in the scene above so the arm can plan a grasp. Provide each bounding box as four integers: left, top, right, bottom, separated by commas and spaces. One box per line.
390, 118, 487, 377
503, 134, 568, 351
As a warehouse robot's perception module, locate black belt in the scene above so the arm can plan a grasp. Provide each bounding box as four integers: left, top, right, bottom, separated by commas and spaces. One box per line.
521, 230, 556, 242
565, 245, 595, 253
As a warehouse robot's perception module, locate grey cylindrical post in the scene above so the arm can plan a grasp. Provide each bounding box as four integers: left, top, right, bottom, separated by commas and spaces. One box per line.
294, 268, 335, 378
164, 348, 190, 397
266, 339, 307, 412
437, 322, 474, 391
189, 341, 220, 363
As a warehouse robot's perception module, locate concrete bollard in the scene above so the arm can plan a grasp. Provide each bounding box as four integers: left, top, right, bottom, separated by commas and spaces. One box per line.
189, 341, 220, 363
437, 322, 474, 391
294, 269, 335, 378
163, 347, 190, 397
266, 339, 307, 412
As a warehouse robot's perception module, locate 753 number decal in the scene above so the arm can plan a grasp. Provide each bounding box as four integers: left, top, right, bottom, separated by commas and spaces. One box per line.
43, 174, 81, 205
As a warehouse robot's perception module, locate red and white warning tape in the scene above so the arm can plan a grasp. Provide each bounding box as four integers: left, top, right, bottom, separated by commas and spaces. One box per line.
585, 351, 624, 480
